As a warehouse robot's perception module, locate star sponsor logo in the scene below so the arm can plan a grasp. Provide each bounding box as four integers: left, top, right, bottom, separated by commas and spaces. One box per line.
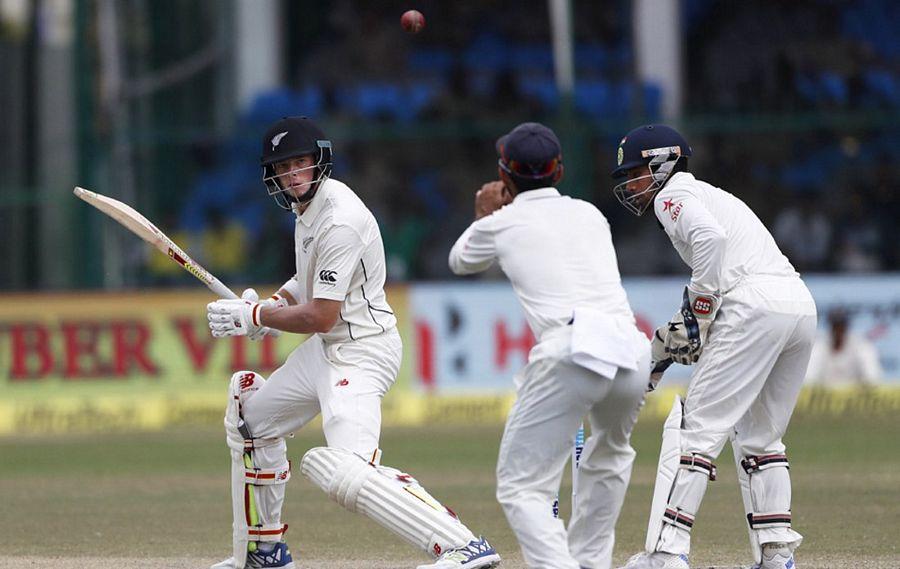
662, 199, 683, 222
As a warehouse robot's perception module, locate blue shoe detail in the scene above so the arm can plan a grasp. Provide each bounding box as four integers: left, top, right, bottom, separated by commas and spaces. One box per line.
785, 559, 794, 569
246, 542, 295, 568
679, 554, 689, 564
440, 536, 501, 567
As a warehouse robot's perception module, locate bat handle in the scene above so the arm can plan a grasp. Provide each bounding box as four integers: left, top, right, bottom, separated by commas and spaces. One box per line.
209, 278, 239, 299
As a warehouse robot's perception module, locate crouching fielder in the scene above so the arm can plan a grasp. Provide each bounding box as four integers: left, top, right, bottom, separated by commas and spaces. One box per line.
206, 116, 499, 569
450, 122, 650, 569
611, 125, 816, 569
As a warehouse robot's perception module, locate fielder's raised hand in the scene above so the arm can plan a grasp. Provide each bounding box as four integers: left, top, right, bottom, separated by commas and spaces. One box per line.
474, 181, 513, 219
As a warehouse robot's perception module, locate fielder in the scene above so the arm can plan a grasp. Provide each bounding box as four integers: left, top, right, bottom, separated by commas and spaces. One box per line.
206, 116, 500, 569
449, 122, 651, 569
611, 125, 817, 569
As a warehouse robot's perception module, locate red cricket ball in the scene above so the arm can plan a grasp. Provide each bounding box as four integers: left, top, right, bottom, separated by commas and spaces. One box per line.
401, 10, 425, 34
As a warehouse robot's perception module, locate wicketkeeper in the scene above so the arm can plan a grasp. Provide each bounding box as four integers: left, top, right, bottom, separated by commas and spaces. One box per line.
611, 125, 817, 569
205, 116, 500, 569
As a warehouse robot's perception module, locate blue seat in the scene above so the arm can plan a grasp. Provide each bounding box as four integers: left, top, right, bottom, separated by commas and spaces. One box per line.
864, 70, 900, 106
574, 80, 611, 120
408, 48, 455, 74
244, 87, 323, 124
820, 72, 848, 106
509, 44, 554, 72
518, 75, 559, 111
462, 33, 509, 71
574, 43, 609, 74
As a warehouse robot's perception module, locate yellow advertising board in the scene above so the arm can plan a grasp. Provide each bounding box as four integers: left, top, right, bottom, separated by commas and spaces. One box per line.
2, 287, 898, 435
0, 286, 412, 434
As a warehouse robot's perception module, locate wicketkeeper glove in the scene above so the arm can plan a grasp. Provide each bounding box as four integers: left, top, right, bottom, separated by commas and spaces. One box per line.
656, 286, 721, 365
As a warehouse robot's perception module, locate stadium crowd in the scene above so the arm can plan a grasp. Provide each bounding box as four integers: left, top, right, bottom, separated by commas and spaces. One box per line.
167, 0, 899, 285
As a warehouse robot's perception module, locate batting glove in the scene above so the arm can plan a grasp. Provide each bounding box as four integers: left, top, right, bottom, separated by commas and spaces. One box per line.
240, 288, 285, 341
207, 297, 264, 338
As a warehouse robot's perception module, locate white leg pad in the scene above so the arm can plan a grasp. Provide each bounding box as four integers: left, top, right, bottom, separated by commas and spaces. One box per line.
301, 446, 475, 558
225, 371, 290, 569
733, 448, 803, 563
646, 396, 716, 555
645, 396, 684, 552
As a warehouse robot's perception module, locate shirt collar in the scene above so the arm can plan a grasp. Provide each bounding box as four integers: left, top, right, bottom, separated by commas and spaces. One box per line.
295, 180, 330, 226
512, 187, 560, 203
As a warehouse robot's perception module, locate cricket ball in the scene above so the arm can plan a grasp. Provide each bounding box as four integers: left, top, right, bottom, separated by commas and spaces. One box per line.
401, 10, 425, 34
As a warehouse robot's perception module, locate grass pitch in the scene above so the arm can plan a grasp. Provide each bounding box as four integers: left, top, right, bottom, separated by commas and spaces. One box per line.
1, 410, 897, 568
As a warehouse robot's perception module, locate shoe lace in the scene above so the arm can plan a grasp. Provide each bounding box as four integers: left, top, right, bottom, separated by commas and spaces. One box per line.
441, 538, 491, 561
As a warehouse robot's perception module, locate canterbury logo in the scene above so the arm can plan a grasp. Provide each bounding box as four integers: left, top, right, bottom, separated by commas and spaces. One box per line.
318, 270, 337, 283
271, 131, 288, 150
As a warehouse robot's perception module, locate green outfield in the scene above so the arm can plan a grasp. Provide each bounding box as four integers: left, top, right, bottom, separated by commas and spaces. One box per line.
1, 408, 897, 569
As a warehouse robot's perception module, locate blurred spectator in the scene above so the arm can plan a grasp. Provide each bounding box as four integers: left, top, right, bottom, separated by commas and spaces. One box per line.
772, 192, 832, 272
805, 308, 882, 387
199, 208, 251, 283
832, 192, 883, 272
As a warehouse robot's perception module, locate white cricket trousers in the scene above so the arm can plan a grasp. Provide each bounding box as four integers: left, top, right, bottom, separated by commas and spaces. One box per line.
243, 329, 401, 454
657, 277, 816, 555
497, 343, 650, 569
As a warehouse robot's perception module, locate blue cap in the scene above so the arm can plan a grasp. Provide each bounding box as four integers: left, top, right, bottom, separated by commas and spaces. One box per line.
497, 122, 562, 178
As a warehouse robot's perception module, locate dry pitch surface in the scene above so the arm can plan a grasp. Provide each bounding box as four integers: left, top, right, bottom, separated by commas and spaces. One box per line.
1, 411, 897, 569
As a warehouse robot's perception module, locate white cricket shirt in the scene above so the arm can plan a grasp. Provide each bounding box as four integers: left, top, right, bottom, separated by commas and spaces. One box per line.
449, 187, 637, 348
654, 172, 798, 295
287, 178, 396, 344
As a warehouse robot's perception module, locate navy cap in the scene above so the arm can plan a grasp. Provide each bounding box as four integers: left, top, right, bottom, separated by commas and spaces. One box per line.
497, 122, 562, 178
611, 124, 691, 178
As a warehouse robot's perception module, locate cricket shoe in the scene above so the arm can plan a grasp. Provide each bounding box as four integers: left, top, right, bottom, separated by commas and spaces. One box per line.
749, 543, 795, 569
617, 551, 690, 569
416, 536, 501, 569
210, 542, 296, 569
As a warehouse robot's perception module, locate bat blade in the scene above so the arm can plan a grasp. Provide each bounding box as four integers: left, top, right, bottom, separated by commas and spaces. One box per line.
74, 186, 237, 299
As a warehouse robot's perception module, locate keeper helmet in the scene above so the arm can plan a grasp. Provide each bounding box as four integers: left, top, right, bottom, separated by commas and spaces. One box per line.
261, 116, 333, 209
611, 124, 692, 216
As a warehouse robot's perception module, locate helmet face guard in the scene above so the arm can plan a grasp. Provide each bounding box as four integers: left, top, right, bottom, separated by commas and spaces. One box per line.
613, 147, 683, 216
262, 140, 333, 210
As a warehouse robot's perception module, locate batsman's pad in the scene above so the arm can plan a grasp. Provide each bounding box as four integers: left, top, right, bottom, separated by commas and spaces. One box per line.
225, 371, 290, 569
645, 396, 717, 553
732, 443, 802, 564
301, 446, 475, 558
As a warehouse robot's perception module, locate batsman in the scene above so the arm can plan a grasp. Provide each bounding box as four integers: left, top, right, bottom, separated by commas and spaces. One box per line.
206, 116, 500, 569
611, 125, 817, 569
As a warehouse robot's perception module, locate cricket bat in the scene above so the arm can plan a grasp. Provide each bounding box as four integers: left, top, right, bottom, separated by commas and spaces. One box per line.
74, 186, 238, 299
